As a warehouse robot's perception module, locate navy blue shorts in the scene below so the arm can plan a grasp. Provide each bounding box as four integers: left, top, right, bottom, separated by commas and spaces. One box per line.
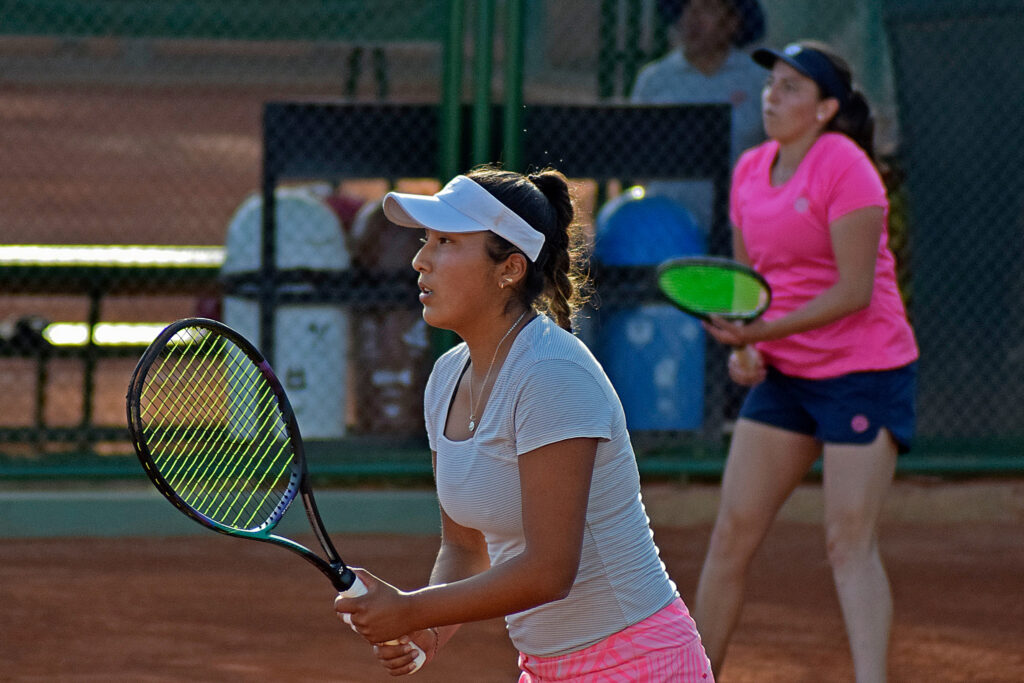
739, 362, 917, 454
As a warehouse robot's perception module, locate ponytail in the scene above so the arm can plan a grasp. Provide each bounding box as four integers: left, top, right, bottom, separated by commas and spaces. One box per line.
797, 40, 889, 183
467, 164, 590, 332
526, 170, 589, 332
827, 89, 877, 165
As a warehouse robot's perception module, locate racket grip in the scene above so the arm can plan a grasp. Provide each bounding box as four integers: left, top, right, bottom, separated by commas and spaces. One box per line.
339, 576, 427, 674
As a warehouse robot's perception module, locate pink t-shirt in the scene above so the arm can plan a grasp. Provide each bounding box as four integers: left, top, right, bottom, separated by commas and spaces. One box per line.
730, 133, 918, 378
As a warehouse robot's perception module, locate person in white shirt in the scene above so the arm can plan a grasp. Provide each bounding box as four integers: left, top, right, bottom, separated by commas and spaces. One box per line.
631, 0, 767, 235
334, 166, 714, 680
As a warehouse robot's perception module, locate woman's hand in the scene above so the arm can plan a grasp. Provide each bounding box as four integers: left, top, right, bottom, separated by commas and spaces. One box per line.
702, 315, 768, 347
702, 317, 766, 386
372, 629, 438, 677
333, 569, 415, 646
728, 345, 766, 386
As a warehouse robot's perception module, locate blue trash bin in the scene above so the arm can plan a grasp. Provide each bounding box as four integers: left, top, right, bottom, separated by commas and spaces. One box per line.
592, 190, 706, 431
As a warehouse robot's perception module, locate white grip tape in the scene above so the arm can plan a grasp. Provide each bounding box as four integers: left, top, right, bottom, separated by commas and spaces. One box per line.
339, 576, 427, 674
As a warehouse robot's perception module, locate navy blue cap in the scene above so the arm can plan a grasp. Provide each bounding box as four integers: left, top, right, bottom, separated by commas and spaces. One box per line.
752, 43, 850, 103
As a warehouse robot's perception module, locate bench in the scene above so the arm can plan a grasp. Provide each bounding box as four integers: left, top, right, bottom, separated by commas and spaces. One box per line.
0, 243, 425, 452
0, 0, 448, 97
0, 245, 223, 448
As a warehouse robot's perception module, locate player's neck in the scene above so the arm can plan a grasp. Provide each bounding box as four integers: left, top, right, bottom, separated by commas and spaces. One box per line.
465, 309, 530, 380
772, 133, 821, 185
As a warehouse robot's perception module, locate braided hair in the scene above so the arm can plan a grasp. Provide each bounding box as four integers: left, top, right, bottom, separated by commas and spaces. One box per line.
466, 165, 591, 332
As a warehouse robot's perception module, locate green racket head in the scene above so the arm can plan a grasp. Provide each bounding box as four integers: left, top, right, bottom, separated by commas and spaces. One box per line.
656, 256, 772, 321
127, 318, 304, 537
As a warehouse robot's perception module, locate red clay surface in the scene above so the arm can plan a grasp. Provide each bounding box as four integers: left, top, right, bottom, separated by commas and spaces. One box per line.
3, 519, 1023, 682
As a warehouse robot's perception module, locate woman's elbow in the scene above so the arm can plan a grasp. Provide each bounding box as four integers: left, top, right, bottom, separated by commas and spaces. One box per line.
520, 557, 577, 602
840, 280, 874, 313
532, 562, 579, 603
536, 579, 573, 604
852, 287, 874, 312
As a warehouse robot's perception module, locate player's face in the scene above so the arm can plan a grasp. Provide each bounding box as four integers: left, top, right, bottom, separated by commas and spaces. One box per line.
761, 61, 827, 143
412, 228, 499, 331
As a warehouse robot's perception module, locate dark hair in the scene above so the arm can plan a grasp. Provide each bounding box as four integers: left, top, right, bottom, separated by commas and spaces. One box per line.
798, 41, 879, 167
465, 164, 590, 332
657, 0, 766, 47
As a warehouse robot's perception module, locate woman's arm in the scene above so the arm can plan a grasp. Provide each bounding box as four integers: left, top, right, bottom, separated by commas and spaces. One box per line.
336, 437, 597, 644
417, 490, 493, 650
709, 205, 885, 346
732, 226, 751, 266
342, 452, 492, 677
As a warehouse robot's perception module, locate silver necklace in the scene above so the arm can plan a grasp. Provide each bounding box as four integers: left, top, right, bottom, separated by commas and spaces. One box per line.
468, 309, 528, 432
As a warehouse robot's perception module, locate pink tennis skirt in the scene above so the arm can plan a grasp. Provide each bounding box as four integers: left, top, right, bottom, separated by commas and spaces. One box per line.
517, 598, 714, 682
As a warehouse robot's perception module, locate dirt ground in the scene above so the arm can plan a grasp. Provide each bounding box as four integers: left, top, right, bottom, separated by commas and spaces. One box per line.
2, 516, 1023, 682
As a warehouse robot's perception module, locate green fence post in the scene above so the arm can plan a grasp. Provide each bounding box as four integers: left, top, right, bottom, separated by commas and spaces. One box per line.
440, 0, 466, 182
502, 0, 526, 172
472, 0, 496, 165
597, 0, 617, 99
435, 0, 467, 358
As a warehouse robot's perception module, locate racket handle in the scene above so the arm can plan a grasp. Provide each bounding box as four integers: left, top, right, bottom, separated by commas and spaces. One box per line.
339, 576, 427, 674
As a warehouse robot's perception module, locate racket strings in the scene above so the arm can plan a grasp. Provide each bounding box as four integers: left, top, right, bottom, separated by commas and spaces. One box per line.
138, 326, 296, 531
143, 330, 250, 480
149, 338, 291, 528
174, 335, 291, 527
659, 264, 769, 319
144, 329, 231, 453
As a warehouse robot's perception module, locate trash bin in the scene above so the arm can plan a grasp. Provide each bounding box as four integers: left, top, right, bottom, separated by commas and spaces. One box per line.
347, 200, 430, 437
591, 189, 706, 431
221, 184, 350, 440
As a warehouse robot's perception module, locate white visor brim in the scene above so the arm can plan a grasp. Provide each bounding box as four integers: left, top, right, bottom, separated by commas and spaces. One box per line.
382, 175, 545, 262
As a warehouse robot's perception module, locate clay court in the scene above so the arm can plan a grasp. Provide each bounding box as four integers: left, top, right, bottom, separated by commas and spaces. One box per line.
2, 481, 1023, 682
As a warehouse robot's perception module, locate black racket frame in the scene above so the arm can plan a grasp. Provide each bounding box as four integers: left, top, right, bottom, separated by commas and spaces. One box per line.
126, 317, 358, 592
655, 255, 772, 322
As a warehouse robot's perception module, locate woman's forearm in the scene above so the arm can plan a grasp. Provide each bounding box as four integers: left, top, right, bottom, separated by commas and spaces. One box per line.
411, 550, 571, 632
759, 280, 871, 341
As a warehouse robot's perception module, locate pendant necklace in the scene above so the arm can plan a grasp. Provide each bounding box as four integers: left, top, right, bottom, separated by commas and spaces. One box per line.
467, 309, 528, 432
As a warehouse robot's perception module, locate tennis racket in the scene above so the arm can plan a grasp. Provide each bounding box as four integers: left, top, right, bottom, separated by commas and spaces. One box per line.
126, 317, 425, 672
656, 256, 771, 322
657, 256, 772, 372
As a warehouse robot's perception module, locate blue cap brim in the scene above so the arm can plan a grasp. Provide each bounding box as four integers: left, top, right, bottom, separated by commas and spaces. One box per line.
752, 45, 849, 102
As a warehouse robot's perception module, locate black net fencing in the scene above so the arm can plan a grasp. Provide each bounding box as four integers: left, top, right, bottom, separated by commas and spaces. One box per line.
1, 0, 1021, 477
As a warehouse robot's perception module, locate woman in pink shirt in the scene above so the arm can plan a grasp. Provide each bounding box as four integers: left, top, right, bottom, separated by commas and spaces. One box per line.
692, 41, 917, 682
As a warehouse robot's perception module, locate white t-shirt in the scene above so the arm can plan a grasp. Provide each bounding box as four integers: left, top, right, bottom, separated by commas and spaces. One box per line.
630, 47, 766, 234
425, 314, 678, 656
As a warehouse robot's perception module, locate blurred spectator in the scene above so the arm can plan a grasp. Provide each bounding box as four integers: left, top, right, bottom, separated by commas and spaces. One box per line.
630, 0, 767, 236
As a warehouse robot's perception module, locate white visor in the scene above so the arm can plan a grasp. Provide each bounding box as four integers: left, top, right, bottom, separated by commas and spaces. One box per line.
382, 175, 545, 262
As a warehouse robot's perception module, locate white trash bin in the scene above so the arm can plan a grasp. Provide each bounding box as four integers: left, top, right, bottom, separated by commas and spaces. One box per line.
221, 185, 350, 440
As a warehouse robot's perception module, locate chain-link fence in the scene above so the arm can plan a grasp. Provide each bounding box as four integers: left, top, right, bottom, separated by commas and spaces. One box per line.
884, 1, 1024, 461
1, 0, 1021, 479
